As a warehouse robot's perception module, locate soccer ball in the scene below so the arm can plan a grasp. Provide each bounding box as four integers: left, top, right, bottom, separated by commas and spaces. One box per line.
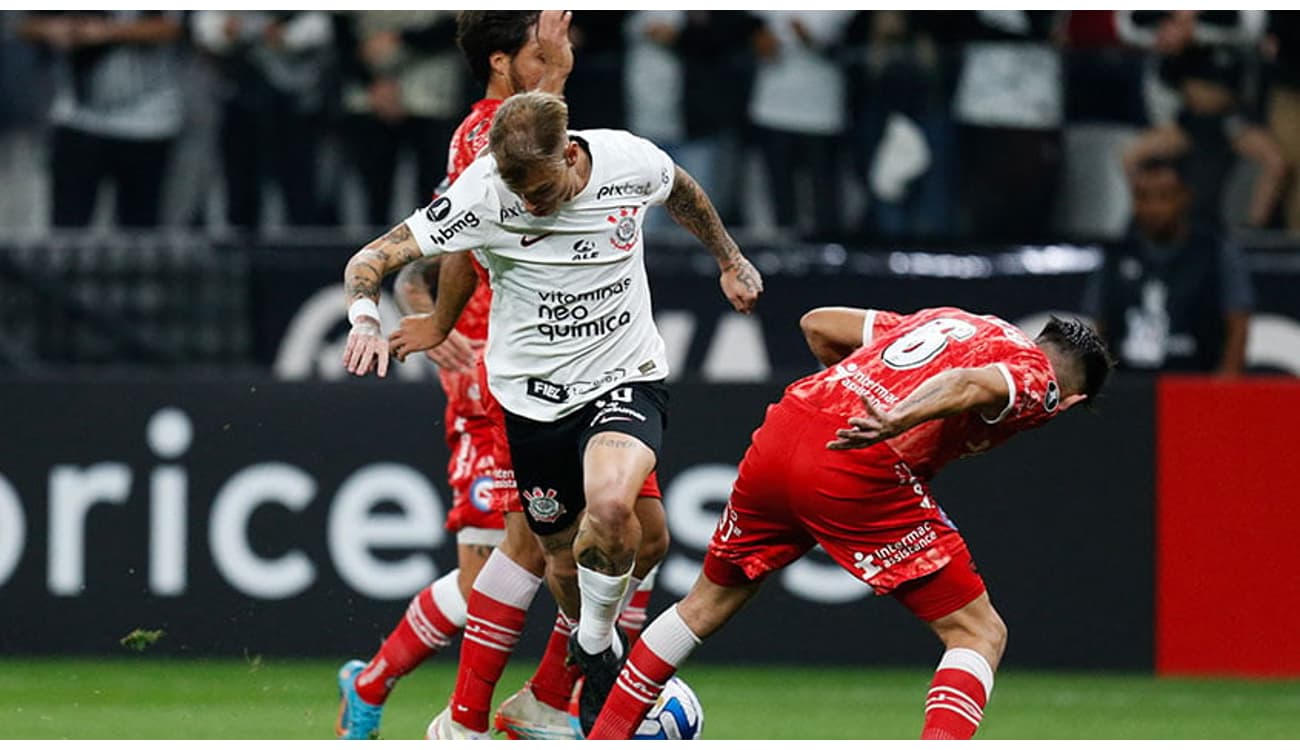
634, 676, 704, 740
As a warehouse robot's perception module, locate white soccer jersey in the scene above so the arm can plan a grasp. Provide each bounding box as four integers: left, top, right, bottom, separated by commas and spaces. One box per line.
403, 128, 676, 422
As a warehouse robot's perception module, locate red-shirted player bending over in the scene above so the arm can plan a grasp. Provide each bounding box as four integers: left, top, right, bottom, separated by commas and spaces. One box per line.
588, 306, 1114, 740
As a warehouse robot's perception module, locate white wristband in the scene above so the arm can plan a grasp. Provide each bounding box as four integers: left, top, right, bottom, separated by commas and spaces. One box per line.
348, 298, 382, 327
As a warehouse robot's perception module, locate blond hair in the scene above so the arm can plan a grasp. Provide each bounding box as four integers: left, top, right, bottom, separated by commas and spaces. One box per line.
489, 91, 570, 188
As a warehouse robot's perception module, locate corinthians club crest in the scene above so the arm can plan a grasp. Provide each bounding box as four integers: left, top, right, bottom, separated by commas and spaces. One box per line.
522, 486, 564, 523
606, 207, 640, 251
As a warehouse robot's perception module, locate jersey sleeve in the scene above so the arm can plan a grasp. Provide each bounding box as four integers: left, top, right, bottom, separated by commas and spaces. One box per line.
982, 351, 1060, 427
861, 309, 906, 347
403, 162, 499, 257
631, 134, 676, 206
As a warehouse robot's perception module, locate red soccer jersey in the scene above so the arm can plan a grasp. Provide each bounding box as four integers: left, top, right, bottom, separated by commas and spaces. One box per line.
785, 307, 1064, 478
442, 98, 501, 345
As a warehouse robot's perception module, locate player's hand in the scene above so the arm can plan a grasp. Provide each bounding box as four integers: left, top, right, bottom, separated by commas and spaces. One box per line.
827, 395, 902, 450
388, 313, 448, 363
343, 318, 390, 378
720, 255, 763, 314
536, 10, 574, 93
422, 329, 478, 374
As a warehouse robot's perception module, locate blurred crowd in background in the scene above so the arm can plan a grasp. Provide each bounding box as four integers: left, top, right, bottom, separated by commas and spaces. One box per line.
1, 9, 1299, 244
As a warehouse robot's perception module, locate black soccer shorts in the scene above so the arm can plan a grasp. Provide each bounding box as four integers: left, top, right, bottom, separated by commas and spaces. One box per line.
503, 380, 668, 537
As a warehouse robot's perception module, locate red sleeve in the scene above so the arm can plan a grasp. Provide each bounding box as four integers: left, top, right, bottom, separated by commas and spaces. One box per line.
982, 351, 1061, 428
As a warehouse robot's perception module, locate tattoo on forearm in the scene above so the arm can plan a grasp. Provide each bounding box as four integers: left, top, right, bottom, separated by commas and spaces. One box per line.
666, 166, 740, 266
378, 222, 413, 252
344, 224, 422, 302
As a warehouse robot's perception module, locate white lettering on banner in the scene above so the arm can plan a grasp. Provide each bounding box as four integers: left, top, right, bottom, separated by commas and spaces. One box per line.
660, 463, 879, 604
328, 464, 443, 600
701, 313, 771, 382
48, 463, 132, 596
150, 468, 187, 596
660, 464, 736, 596
0, 474, 24, 587
1245, 313, 1300, 376
209, 463, 317, 600
148, 407, 192, 596
781, 551, 873, 604
654, 311, 695, 378
8, 405, 451, 601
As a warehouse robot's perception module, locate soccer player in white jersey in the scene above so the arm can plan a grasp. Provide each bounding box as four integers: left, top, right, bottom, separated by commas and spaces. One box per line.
341, 90, 762, 735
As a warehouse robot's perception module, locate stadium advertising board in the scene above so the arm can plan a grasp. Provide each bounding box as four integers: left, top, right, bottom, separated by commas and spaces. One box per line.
0, 378, 1153, 668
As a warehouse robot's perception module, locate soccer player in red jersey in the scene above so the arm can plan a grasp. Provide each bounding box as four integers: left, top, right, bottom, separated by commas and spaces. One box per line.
588, 306, 1114, 740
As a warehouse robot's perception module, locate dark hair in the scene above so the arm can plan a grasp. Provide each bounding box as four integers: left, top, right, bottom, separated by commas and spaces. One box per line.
1036, 316, 1115, 402
456, 11, 540, 84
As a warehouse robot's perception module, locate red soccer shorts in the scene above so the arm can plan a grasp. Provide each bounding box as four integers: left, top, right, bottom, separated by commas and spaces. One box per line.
703, 397, 985, 622
443, 408, 504, 536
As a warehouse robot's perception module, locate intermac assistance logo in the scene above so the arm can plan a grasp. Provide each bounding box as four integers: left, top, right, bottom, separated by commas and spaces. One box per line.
522, 487, 565, 524
607, 206, 640, 251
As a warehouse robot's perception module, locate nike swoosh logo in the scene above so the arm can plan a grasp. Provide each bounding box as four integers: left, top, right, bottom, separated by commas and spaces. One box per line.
519, 233, 553, 247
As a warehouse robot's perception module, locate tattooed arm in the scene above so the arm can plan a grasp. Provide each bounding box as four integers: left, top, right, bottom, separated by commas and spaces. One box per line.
664, 165, 763, 314
341, 222, 425, 378
827, 366, 1011, 450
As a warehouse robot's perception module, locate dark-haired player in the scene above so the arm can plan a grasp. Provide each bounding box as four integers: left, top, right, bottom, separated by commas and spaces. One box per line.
589, 307, 1113, 740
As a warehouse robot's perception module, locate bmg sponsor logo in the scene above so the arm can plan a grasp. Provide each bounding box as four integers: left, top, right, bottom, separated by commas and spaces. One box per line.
430, 210, 480, 245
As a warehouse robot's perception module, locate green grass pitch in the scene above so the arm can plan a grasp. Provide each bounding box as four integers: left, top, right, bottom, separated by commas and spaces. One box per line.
2, 658, 1299, 739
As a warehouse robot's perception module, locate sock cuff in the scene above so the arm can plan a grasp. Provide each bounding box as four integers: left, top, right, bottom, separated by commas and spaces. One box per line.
636, 563, 659, 591
474, 549, 543, 609
937, 647, 994, 698
431, 569, 468, 629
619, 576, 644, 612
641, 604, 701, 666
577, 564, 632, 605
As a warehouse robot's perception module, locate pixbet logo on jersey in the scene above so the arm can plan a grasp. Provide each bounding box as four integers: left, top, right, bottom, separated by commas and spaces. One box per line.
596, 179, 653, 202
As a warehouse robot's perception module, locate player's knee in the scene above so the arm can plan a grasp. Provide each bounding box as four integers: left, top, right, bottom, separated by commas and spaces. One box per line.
583, 487, 636, 533
635, 516, 669, 569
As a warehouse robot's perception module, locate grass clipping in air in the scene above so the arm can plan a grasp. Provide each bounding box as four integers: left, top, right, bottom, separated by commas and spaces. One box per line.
120, 628, 165, 652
